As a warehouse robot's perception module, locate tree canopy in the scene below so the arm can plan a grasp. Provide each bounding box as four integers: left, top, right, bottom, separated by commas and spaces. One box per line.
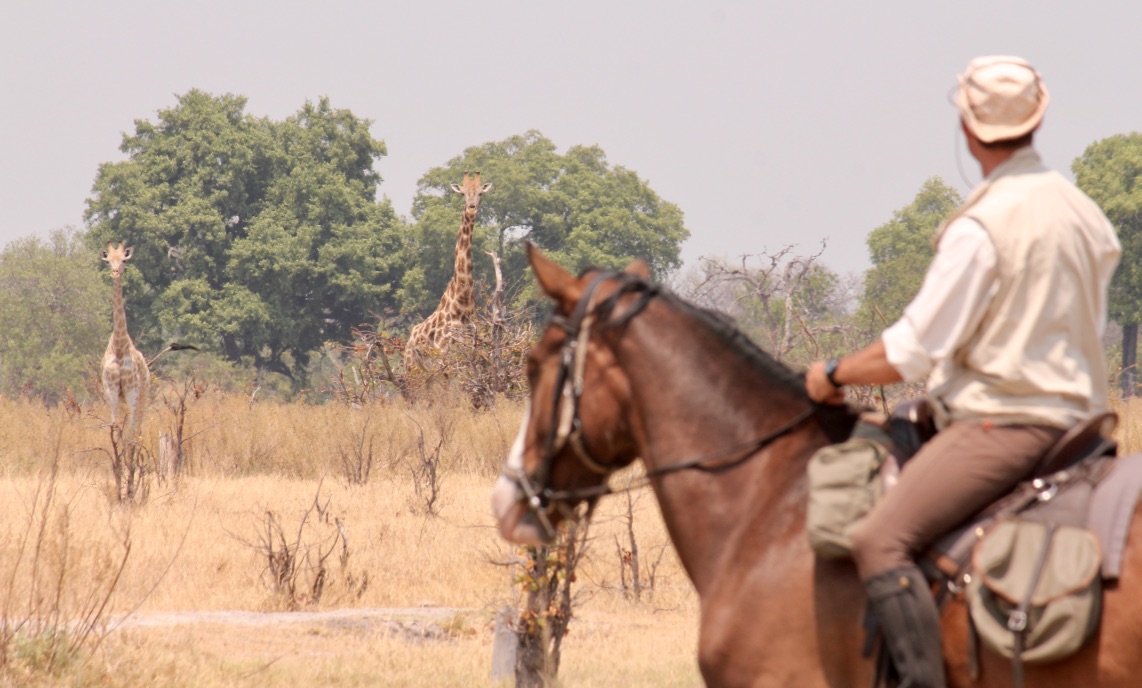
1074, 133, 1142, 324
0, 228, 107, 403
1074, 132, 1142, 395
860, 177, 962, 328
400, 130, 690, 316
84, 91, 407, 384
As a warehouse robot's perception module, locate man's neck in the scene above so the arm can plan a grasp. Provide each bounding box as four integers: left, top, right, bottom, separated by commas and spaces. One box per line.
977, 147, 1020, 178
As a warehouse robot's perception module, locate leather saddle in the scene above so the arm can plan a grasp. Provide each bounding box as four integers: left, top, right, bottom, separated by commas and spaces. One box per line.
863, 401, 1120, 582
877, 400, 1116, 479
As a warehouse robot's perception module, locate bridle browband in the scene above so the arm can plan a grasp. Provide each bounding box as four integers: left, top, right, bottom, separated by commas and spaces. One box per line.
507, 270, 821, 538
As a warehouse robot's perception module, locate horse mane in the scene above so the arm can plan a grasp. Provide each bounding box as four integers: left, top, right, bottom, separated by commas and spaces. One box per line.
658, 290, 809, 398
576, 266, 856, 434
659, 291, 860, 442
575, 265, 808, 396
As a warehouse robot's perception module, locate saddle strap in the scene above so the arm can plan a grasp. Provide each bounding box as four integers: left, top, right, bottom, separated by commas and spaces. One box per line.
1009, 523, 1058, 688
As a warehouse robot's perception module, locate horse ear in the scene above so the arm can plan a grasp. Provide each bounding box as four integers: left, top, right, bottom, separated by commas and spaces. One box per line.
527, 241, 582, 306
624, 258, 650, 280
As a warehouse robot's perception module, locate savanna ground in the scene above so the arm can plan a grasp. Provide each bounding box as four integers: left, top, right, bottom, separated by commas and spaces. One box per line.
0, 387, 701, 687
4, 382, 1141, 688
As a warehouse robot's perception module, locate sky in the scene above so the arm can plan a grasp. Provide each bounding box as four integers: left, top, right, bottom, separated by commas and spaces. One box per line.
1, 1, 1139, 278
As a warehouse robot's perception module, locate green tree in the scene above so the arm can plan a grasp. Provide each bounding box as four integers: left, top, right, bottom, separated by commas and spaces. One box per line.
85, 91, 408, 386
401, 131, 689, 316
1073, 133, 1142, 397
0, 228, 108, 403
860, 177, 962, 329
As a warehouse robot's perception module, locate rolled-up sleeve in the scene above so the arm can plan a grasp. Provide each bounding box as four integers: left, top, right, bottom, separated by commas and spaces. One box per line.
881, 217, 998, 383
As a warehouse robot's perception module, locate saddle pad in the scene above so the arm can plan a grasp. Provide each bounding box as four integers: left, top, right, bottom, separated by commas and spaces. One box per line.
1089, 452, 1142, 579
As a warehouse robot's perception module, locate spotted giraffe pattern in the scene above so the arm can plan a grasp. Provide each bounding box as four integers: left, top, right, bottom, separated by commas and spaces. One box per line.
405, 172, 492, 371
100, 242, 150, 439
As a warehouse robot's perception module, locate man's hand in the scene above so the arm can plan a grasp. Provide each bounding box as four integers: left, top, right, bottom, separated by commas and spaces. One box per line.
806, 361, 846, 405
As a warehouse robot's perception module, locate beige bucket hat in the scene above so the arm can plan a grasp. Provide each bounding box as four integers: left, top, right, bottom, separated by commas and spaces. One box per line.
955, 55, 1049, 143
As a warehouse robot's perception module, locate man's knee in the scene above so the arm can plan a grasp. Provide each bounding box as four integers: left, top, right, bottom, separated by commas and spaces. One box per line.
850, 517, 907, 579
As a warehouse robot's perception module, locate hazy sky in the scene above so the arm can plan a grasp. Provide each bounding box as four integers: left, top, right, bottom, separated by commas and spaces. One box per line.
1, 1, 1139, 277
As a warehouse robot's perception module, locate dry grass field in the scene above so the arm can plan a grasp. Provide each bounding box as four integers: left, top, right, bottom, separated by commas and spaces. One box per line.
3, 387, 1140, 688
0, 390, 701, 687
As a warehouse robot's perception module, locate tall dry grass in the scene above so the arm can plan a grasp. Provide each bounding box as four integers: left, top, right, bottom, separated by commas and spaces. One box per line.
1112, 397, 1142, 455
0, 391, 701, 687
7, 388, 1133, 686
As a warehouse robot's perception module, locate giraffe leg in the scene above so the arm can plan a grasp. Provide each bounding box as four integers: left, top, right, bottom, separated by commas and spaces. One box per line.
128, 350, 150, 443
124, 386, 142, 443
103, 365, 122, 428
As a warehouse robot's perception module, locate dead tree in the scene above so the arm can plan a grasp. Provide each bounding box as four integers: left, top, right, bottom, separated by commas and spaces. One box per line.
328, 316, 409, 405
515, 518, 590, 687
614, 483, 669, 604
693, 240, 867, 369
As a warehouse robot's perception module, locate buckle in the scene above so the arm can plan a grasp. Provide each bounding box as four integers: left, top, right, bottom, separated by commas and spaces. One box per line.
1007, 610, 1028, 632
1036, 483, 1058, 502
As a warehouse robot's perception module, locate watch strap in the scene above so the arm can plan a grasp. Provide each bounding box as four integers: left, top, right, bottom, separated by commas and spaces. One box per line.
825, 357, 843, 388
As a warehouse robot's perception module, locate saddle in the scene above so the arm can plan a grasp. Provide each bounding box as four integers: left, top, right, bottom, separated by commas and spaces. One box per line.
860, 403, 1136, 687
865, 402, 1120, 582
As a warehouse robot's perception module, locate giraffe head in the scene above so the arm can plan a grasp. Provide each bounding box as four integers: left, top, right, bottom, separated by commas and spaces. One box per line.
101, 242, 134, 279
450, 171, 492, 215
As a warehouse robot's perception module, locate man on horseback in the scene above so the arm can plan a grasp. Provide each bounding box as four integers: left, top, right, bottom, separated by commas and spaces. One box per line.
806, 56, 1121, 687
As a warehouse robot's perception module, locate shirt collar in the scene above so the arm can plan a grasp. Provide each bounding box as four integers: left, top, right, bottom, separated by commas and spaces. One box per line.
985, 146, 1043, 181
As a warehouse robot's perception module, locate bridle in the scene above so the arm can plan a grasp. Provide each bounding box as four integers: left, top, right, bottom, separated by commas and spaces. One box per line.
505, 270, 820, 540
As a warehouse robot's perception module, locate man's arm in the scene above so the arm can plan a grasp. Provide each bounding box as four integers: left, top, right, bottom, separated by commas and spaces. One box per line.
806, 217, 998, 404
807, 341, 902, 403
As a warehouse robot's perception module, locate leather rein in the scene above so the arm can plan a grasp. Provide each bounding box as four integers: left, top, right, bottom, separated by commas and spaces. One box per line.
507, 270, 821, 537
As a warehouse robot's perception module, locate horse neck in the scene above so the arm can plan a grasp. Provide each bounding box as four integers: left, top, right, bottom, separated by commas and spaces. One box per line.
613, 302, 834, 594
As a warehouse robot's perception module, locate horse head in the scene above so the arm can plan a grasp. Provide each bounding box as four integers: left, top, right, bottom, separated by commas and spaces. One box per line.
493, 243, 648, 544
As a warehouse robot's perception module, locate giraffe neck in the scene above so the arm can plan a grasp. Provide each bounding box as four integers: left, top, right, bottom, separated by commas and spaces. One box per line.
442, 208, 476, 318
110, 276, 132, 357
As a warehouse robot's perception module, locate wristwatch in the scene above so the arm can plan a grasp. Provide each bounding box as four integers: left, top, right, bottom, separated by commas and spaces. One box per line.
824, 357, 843, 388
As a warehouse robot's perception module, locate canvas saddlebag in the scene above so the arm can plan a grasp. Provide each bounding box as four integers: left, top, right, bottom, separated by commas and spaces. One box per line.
806, 438, 889, 559
967, 518, 1102, 665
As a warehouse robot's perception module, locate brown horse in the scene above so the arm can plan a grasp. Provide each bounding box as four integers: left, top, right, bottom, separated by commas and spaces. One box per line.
493, 243, 1142, 687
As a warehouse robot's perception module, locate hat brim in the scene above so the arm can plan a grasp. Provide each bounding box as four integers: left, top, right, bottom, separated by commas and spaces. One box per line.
955, 84, 1050, 143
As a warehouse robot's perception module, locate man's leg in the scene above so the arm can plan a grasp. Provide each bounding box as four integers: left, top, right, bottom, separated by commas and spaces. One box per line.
850, 422, 1063, 688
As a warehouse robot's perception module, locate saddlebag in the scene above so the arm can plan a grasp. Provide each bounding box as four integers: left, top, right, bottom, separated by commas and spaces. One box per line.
806, 436, 889, 559
967, 518, 1102, 666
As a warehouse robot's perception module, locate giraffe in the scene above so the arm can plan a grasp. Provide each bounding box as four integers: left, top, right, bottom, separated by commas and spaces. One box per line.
404, 171, 492, 372
100, 242, 150, 440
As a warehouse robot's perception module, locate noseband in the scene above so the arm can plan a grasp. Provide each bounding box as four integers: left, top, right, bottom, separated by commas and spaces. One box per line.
507, 270, 819, 540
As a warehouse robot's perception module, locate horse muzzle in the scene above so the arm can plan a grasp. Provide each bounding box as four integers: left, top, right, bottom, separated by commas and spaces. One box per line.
492, 474, 553, 545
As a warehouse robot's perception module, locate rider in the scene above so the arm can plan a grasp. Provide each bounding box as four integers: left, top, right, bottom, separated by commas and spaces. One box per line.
806, 56, 1121, 687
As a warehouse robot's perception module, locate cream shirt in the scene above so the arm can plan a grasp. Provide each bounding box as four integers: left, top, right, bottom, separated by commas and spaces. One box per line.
882, 217, 998, 383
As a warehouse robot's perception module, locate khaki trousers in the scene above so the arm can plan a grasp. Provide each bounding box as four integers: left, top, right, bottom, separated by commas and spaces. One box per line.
850, 421, 1064, 580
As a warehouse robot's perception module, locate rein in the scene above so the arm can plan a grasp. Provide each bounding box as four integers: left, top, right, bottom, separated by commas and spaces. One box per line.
544, 403, 820, 503
513, 269, 821, 521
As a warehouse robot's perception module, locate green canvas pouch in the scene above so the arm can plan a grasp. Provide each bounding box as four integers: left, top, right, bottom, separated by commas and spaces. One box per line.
806, 438, 888, 559
968, 518, 1102, 664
